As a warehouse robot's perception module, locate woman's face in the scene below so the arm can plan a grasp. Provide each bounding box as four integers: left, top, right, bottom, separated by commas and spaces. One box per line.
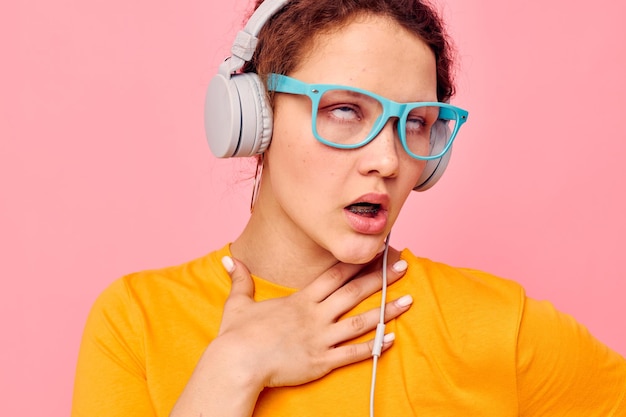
261, 14, 437, 264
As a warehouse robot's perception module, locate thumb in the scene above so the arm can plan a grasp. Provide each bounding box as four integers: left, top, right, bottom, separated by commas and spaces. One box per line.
221, 256, 255, 303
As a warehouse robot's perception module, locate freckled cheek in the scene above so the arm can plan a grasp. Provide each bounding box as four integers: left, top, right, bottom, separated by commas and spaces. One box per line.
272, 106, 363, 185
277, 131, 340, 178
402, 157, 427, 181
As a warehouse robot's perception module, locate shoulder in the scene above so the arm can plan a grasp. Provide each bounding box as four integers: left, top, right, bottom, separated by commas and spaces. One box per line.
99, 245, 230, 303
87, 244, 232, 332
396, 249, 626, 413
392, 249, 526, 367
516, 296, 626, 414
399, 249, 526, 318
397, 250, 626, 413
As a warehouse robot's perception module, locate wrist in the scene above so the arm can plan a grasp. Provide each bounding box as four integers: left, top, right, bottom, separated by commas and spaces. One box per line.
201, 334, 267, 393
171, 336, 265, 417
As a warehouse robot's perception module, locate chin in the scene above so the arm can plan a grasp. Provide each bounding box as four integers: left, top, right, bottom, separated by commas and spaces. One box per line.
330, 240, 384, 265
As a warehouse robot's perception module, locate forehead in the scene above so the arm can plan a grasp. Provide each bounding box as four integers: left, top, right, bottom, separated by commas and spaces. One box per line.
289, 14, 437, 102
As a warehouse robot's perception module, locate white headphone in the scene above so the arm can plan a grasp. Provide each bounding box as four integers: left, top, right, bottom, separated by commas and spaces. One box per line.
204, 0, 453, 191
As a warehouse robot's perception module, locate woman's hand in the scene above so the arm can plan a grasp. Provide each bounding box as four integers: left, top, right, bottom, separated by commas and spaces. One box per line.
219, 254, 412, 388
170, 254, 412, 417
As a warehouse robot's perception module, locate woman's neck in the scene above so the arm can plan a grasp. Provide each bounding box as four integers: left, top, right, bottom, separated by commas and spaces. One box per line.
230, 198, 339, 289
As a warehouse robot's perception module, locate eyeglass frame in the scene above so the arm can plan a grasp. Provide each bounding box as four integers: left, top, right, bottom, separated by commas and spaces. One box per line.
265, 73, 469, 161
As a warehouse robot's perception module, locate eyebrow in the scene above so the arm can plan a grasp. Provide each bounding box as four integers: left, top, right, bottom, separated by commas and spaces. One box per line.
321, 87, 384, 104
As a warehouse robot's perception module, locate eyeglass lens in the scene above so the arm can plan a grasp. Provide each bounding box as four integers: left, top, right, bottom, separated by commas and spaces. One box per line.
315, 89, 455, 157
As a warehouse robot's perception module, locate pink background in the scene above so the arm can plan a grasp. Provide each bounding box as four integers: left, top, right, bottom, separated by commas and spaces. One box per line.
4, 0, 626, 414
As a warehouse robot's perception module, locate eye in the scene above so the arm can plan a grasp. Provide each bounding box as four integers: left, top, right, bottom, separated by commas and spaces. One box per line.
405, 107, 438, 135
405, 115, 427, 132
328, 105, 362, 122
318, 89, 371, 124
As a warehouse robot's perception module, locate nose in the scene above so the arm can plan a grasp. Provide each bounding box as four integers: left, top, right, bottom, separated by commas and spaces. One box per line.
357, 119, 400, 178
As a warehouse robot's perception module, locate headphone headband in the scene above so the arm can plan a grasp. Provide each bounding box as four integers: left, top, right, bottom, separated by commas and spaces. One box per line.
222, 0, 290, 75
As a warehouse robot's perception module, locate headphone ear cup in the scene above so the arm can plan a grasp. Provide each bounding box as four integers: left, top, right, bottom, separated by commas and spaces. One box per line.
414, 120, 452, 191
205, 72, 242, 158
205, 72, 273, 158
232, 73, 273, 156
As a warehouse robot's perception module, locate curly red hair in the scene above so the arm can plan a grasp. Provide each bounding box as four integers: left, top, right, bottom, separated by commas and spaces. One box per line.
242, 0, 456, 102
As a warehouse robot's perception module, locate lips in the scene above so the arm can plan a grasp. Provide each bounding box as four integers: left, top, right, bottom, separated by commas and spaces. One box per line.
343, 193, 390, 234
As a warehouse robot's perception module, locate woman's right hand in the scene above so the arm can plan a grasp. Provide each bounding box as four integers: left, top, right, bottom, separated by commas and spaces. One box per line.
170, 254, 412, 417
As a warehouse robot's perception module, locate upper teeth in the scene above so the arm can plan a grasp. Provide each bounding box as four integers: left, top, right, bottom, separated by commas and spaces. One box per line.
350, 205, 379, 214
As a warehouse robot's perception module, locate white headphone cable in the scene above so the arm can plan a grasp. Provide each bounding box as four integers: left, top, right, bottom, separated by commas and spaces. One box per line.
369, 233, 391, 417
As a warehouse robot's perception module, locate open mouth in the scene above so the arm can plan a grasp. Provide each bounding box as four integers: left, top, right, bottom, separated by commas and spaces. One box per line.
345, 202, 382, 218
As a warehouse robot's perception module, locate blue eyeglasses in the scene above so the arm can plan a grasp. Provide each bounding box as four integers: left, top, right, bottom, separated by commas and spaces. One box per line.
266, 73, 469, 160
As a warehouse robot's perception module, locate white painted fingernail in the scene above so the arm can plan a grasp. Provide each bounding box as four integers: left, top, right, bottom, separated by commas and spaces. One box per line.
383, 333, 396, 343
392, 259, 408, 272
396, 295, 413, 307
221, 256, 235, 273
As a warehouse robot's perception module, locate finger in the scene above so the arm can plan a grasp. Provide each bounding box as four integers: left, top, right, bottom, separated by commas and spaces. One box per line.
358, 249, 407, 290
302, 261, 367, 303
321, 333, 396, 371
322, 257, 409, 319
325, 294, 413, 345
221, 256, 254, 306
382, 294, 413, 322
302, 247, 397, 303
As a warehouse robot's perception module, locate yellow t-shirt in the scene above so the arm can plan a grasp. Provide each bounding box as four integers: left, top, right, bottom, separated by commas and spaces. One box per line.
72, 245, 626, 416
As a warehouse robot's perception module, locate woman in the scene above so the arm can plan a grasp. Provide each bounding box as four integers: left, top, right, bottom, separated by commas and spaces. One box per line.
72, 0, 626, 416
